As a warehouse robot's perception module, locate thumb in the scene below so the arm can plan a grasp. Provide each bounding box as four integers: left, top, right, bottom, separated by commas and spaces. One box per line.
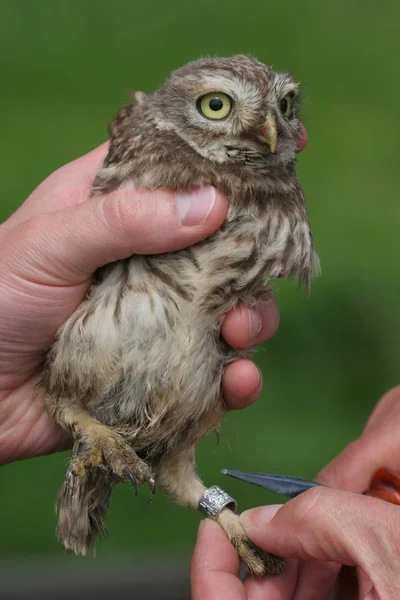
2, 184, 227, 285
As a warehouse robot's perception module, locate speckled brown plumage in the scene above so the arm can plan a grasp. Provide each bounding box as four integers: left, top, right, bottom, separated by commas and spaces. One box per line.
41, 54, 319, 576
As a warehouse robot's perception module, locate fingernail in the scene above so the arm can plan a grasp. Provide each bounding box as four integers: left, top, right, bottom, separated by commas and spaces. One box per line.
240, 505, 283, 529
176, 186, 216, 226
248, 307, 263, 342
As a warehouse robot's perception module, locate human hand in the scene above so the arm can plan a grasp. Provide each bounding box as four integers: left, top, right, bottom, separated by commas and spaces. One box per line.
191, 385, 400, 599
294, 383, 400, 599
192, 485, 399, 600
0, 139, 289, 465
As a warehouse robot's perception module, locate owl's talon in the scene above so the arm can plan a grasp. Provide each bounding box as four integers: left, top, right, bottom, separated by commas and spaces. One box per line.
123, 466, 139, 495
147, 478, 156, 503
65, 466, 73, 485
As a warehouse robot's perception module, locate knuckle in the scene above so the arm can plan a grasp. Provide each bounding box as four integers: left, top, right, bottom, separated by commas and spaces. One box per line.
0, 214, 51, 277
98, 191, 133, 233
290, 486, 328, 525
8, 214, 48, 248
98, 187, 164, 237
342, 436, 368, 463
376, 386, 400, 415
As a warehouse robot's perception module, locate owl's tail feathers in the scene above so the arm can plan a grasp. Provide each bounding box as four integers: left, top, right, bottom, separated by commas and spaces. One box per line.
56, 443, 116, 556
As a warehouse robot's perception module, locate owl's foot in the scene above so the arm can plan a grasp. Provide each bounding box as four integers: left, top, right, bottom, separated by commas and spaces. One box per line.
234, 535, 284, 577
67, 434, 155, 500
216, 508, 284, 577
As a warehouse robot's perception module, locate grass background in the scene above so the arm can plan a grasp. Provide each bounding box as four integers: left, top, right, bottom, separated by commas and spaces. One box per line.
0, 0, 399, 566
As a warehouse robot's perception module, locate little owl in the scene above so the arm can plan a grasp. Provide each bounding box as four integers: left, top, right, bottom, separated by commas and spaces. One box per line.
41, 54, 319, 576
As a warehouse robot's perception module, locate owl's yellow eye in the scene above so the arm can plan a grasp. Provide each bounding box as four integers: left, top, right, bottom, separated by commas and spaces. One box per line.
199, 93, 232, 120
279, 93, 293, 118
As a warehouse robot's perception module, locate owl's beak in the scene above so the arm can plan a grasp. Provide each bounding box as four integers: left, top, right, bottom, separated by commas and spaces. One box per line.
257, 114, 278, 153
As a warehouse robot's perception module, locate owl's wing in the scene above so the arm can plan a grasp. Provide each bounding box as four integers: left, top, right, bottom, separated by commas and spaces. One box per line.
91, 91, 147, 196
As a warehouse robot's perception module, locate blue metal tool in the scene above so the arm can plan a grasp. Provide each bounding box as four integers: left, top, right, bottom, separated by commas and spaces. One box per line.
221, 469, 322, 499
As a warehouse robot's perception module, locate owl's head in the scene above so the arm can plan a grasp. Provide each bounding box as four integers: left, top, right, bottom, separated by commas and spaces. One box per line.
153, 55, 301, 168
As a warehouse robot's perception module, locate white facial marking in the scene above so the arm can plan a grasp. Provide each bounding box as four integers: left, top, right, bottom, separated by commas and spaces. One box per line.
201, 75, 263, 107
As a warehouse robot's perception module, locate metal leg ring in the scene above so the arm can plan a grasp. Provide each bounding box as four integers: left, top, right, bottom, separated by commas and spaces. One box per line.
198, 485, 237, 519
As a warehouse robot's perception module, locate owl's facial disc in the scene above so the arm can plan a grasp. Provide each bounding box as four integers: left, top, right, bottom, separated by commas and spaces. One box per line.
197, 92, 277, 153
155, 56, 301, 166
189, 83, 299, 164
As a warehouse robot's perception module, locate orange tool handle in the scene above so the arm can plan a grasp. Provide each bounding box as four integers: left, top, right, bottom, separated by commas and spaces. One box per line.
363, 468, 400, 505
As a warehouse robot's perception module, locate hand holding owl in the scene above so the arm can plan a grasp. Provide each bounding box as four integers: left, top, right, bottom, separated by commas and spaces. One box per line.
0, 143, 281, 464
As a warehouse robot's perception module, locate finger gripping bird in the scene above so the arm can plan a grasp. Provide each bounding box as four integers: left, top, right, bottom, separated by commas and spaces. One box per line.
41, 55, 319, 576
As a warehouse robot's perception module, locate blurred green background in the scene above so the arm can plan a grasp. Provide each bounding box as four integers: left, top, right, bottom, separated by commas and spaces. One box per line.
1, 0, 399, 574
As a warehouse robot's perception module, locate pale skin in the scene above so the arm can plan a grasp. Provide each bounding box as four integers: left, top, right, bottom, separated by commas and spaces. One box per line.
0, 124, 307, 464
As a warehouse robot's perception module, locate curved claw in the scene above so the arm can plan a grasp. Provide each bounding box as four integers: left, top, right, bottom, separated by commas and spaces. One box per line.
147, 477, 156, 503
123, 466, 139, 496
65, 466, 73, 485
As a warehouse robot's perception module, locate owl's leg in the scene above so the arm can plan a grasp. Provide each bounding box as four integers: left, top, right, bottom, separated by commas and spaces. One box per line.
155, 446, 283, 577
46, 397, 154, 496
